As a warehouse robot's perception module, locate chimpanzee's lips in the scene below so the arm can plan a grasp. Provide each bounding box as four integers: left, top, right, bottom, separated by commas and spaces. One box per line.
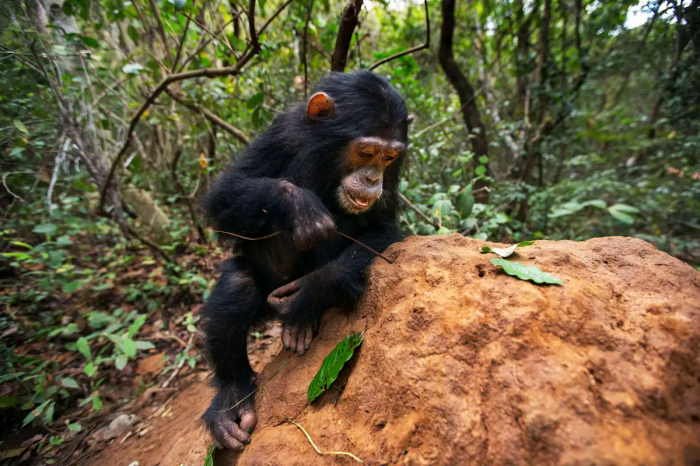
341, 189, 375, 212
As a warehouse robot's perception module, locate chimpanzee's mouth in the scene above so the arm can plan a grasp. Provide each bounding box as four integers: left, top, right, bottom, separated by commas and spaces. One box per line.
339, 189, 376, 213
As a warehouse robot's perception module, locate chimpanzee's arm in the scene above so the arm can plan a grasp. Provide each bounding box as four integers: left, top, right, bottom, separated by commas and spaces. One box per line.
270, 221, 403, 326
205, 156, 335, 250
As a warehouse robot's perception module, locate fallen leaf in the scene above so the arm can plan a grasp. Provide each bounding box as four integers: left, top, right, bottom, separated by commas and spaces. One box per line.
136, 353, 167, 376
481, 241, 534, 258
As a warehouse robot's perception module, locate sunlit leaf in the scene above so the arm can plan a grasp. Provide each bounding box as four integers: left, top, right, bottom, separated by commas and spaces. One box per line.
491, 258, 563, 285
115, 354, 128, 370
308, 332, 364, 403
122, 338, 137, 357
481, 241, 534, 257
76, 337, 92, 361
33, 223, 57, 236
13, 120, 29, 135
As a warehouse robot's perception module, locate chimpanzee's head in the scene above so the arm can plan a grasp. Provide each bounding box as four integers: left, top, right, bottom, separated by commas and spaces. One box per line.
285, 71, 412, 215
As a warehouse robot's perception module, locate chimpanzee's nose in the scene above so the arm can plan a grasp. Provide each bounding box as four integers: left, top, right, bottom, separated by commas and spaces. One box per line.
364, 172, 380, 186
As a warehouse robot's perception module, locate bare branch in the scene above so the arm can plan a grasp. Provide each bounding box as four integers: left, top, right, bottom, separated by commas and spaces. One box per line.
370, 0, 430, 70
302, 0, 314, 97
398, 192, 439, 230
172, 16, 191, 72
166, 88, 250, 144
98, 0, 294, 213
331, 0, 363, 71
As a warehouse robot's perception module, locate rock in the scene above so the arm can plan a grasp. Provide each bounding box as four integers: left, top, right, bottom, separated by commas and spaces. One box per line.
229, 235, 700, 465
94, 414, 136, 441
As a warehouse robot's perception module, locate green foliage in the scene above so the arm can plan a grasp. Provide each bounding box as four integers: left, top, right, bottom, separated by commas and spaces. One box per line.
491, 259, 564, 285
308, 332, 364, 403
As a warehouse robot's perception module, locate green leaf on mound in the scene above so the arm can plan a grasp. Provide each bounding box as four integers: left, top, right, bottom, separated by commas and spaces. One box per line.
308, 332, 364, 403
491, 258, 563, 285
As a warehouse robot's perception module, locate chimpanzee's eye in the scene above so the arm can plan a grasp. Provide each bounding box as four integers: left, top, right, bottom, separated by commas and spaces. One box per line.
359, 148, 374, 157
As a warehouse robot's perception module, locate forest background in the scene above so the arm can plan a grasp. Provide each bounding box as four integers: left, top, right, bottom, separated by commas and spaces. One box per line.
0, 0, 698, 462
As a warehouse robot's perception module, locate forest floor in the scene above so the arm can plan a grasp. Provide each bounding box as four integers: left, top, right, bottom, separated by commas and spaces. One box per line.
1, 323, 281, 466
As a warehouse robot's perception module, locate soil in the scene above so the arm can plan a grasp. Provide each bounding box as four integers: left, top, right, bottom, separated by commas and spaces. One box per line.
85, 235, 700, 465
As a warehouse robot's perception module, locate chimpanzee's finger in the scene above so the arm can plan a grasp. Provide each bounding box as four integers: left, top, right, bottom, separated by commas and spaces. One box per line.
225, 420, 252, 445
282, 326, 292, 349
304, 326, 314, 350
296, 330, 306, 356
313, 319, 320, 334
270, 279, 302, 299
213, 438, 223, 450
239, 409, 258, 435
290, 326, 299, 350
213, 426, 245, 451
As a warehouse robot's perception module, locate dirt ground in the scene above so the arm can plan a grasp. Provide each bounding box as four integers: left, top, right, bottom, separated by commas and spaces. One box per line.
85, 235, 700, 465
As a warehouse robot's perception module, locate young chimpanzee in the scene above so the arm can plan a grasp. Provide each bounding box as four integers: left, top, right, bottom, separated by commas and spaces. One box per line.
201, 70, 411, 451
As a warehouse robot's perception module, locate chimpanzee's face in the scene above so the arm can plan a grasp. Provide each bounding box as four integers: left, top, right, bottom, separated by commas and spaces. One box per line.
336, 136, 405, 214
305, 88, 410, 215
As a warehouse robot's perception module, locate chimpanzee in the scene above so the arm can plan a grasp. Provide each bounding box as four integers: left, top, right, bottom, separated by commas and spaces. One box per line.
201, 70, 411, 451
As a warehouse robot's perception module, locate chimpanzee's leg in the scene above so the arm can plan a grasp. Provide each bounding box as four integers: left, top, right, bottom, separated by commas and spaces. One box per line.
201, 257, 265, 451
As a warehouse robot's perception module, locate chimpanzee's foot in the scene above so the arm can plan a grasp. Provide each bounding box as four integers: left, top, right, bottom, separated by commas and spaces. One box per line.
282, 320, 319, 356
202, 386, 258, 451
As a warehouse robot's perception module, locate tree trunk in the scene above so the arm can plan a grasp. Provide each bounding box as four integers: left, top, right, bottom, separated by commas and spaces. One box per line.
439, 0, 490, 203
331, 0, 363, 72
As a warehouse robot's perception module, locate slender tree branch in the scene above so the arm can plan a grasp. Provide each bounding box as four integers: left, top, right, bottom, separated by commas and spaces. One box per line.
302, 0, 314, 97
331, 0, 363, 71
398, 192, 439, 229
369, 0, 430, 70
166, 88, 250, 144
171, 16, 191, 72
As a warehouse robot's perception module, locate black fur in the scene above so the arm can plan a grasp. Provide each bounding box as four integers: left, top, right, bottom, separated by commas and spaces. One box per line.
201, 71, 408, 446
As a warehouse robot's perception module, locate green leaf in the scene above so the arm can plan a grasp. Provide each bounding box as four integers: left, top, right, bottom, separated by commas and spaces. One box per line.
122, 338, 137, 357
115, 354, 128, 371
135, 341, 155, 350
62, 0, 74, 15
76, 337, 92, 361
84, 362, 96, 377
481, 241, 534, 258
491, 258, 563, 285
455, 189, 475, 218
68, 422, 82, 432
127, 314, 147, 337
33, 223, 57, 236
172, 0, 187, 10
478, 155, 488, 164
607, 204, 636, 224
203, 444, 215, 466
308, 332, 364, 403
608, 210, 633, 224
13, 120, 29, 135
22, 400, 51, 426
127, 25, 139, 42
92, 394, 103, 411
474, 165, 487, 176
44, 401, 55, 423
80, 35, 99, 48
62, 280, 82, 294
432, 199, 452, 217
246, 91, 264, 109
582, 199, 606, 209
61, 377, 79, 389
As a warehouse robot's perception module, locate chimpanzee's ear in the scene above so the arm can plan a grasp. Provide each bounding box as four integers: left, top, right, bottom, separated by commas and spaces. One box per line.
408, 114, 415, 125
306, 92, 336, 122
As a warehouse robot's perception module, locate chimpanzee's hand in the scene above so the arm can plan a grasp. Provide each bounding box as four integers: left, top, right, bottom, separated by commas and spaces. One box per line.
267, 275, 321, 356
202, 385, 258, 451
280, 181, 335, 250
